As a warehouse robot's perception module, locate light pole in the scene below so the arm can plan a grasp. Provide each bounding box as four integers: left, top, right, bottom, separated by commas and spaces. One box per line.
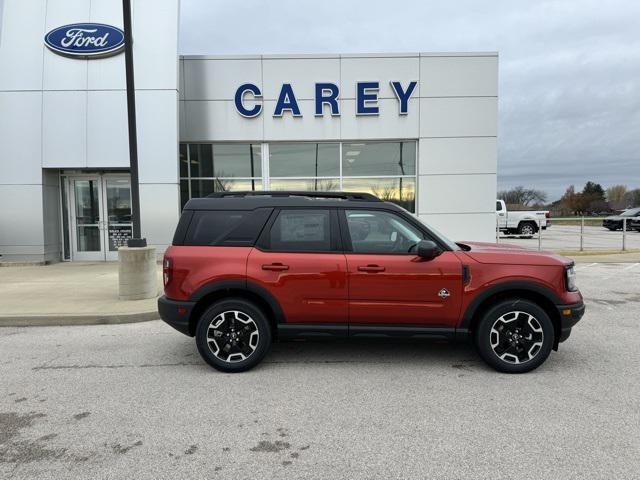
122, 0, 145, 247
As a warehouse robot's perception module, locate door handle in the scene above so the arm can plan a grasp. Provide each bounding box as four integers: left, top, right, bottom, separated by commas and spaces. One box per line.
357, 264, 385, 272
262, 263, 289, 271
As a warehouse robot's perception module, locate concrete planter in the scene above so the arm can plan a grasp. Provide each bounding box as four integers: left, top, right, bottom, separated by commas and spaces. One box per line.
118, 246, 157, 300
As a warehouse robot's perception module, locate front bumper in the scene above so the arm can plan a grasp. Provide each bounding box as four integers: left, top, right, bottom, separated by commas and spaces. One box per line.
158, 295, 195, 336
556, 301, 585, 343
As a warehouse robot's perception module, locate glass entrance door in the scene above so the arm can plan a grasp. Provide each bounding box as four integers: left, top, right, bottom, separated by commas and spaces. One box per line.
68, 175, 132, 261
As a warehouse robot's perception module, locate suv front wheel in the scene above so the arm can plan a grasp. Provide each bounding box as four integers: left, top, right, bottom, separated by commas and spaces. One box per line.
475, 299, 554, 373
195, 298, 272, 373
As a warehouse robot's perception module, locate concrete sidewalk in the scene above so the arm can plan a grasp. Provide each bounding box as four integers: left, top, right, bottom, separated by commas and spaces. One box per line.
0, 262, 161, 326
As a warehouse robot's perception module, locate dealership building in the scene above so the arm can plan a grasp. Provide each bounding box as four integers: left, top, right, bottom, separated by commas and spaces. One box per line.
0, 0, 498, 263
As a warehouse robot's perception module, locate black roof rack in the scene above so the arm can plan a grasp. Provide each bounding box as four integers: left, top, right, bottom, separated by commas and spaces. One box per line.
206, 191, 381, 202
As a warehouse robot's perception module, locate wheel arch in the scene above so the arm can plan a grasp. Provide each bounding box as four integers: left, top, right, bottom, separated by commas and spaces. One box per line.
188, 280, 285, 336
460, 282, 562, 349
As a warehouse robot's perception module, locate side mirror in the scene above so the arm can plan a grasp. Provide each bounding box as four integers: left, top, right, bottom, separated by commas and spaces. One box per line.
416, 240, 442, 260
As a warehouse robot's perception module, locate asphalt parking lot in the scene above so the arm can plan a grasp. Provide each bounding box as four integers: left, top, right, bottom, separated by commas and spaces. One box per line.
1, 263, 639, 479
500, 224, 640, 252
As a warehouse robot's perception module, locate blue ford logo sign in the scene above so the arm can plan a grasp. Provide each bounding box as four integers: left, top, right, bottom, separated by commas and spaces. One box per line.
44, 23, 125, 58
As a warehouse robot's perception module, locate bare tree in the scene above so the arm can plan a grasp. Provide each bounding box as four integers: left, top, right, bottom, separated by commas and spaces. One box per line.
606, 185, 628, 210
497, 186, 548, 207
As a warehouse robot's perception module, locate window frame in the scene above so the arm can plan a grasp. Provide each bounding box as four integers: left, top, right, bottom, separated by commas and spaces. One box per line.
256, 207, 342, 254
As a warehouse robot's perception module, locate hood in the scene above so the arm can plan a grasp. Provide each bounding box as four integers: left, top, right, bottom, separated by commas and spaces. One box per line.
604, 216, 623, 221
457, 241, 572, 266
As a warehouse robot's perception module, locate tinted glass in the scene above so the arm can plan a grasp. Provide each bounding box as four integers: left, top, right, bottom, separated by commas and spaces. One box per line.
342, 177, 416, 213
214, 144, 262, 177
185, 211, 247, 245
345, 210, 423, 254
342, 142, 416, 176
179, 144, 188, 178
270, 178, 340, 192
496, 201, 502, 211
621, 208, 640, 217
188, 144, 213, 178
270, 143, 340, 177
180, 180, 189, 209
269, 210, 331, 252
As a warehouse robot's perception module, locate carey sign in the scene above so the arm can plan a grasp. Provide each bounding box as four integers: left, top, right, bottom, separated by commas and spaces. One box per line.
44, 23, 125, 58
235, 81, 418, 118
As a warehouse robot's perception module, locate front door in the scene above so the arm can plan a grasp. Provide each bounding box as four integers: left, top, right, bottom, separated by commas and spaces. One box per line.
246, 209, 348, 326
341, 209, 463, 327
68, 175, 133, 261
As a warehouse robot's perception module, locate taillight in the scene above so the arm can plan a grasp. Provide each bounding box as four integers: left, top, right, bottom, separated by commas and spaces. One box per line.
163, 255, 172, 287
545, 212, 551, 218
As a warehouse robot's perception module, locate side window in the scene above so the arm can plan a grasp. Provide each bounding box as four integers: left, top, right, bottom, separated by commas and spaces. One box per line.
268, 210, 331, 252
184, 209, 272, 246
496, 201, 503, 211
184, 210, 247, 245
345, 210, 423, 254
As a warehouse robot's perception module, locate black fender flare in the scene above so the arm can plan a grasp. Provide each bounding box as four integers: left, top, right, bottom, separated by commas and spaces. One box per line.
190, 279, 286, 324
459, 280, 563, 330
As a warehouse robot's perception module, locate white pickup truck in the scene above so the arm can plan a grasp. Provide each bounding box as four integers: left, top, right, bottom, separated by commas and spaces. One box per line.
496, 199, 550, 236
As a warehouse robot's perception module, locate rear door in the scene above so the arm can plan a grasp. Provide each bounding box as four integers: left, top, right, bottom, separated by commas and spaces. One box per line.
340, 209, 463, 327
246, 208, 348, 326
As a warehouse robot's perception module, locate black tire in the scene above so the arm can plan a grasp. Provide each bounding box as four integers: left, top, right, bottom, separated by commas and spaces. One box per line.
195, 298, 272, 373
474, 299, 554, 373
517, 221, 537, 236
607, 227, 617, 231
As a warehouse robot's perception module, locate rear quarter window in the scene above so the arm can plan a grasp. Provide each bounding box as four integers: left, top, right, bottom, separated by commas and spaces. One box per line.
183, 209, 271, 246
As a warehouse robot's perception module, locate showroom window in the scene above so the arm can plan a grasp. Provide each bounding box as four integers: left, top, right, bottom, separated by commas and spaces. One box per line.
180, 141, 416, 212
179, 143, 262, 208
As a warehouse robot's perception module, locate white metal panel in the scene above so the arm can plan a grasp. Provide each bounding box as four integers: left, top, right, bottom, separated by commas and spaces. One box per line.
136, 90, 179, 183
340, 55, 420, 99
139, 182, 180, 249
419, 97, 497, 138
418, 212, 496, 243
341, 98, 419, 140
263, 100, 340, 141
418, 137, 497, 175
417, 174, 496, 214
0, 185, 45, 246
0, 92, 43, 184
132, 0, 179, 91
42, 91, 87, 168
0, 0, 46, 91
262, 57, 340, 101
42, 0, 89, 91
87, 90, 129, 168
419, 56, 498, 97
183, 58, 262, 100
86, 0, 126, 90
183, 101, 264, 142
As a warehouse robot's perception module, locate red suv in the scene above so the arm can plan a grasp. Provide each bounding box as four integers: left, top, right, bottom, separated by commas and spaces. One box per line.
159, 191, 584, 373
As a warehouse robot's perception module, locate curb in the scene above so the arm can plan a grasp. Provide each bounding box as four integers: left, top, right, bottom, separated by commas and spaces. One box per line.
0, 311, 158, 327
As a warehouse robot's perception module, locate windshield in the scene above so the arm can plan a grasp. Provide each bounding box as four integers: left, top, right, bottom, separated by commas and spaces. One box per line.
620, 208, 640, 217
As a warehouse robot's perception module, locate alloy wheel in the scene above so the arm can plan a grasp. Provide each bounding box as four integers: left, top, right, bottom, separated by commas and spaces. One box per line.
490, 311, 544, 364
206, 310, 260, 363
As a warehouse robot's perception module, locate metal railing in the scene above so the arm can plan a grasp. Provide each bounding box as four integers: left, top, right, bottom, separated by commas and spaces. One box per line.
496, 216, 637, 252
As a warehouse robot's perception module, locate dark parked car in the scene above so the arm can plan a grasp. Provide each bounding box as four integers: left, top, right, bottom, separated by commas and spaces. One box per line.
629, 216, 640, 232
602, 208, 640, 231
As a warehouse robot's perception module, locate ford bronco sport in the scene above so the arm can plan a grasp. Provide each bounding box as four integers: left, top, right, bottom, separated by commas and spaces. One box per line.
158, 191, 584, 373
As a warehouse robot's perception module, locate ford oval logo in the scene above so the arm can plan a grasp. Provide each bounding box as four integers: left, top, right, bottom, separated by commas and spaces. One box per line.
44, 23, 125, 58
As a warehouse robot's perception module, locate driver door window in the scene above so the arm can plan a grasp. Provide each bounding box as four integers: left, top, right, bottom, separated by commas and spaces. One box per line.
345, 210, 423, 254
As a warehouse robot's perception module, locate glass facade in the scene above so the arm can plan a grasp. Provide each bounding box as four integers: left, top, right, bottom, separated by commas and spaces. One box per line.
180, 141, 417, 212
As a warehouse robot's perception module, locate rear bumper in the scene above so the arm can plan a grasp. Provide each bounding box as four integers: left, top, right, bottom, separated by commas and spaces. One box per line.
556, 301, 585, 343
158, 295, 195, 336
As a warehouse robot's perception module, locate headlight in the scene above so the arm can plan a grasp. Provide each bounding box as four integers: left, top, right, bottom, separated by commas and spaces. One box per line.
565, 265, 578, 292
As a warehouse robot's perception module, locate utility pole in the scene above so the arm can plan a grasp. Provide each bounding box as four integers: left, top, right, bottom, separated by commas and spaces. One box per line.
122, 0, 145, 247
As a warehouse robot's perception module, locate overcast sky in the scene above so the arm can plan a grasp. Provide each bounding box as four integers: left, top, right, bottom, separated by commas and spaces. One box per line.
179, 0, 640, 200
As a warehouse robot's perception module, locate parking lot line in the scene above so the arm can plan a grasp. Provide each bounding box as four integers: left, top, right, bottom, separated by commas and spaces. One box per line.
576, 263, 598, 270
622, 263, 639, 271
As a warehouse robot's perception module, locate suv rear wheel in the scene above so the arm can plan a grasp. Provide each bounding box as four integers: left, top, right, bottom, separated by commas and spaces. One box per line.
195, 298, 272, 373
474, 299, 554, 373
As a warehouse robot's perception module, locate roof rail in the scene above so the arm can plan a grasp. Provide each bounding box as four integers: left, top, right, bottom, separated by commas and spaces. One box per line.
206, 191, 381, 201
